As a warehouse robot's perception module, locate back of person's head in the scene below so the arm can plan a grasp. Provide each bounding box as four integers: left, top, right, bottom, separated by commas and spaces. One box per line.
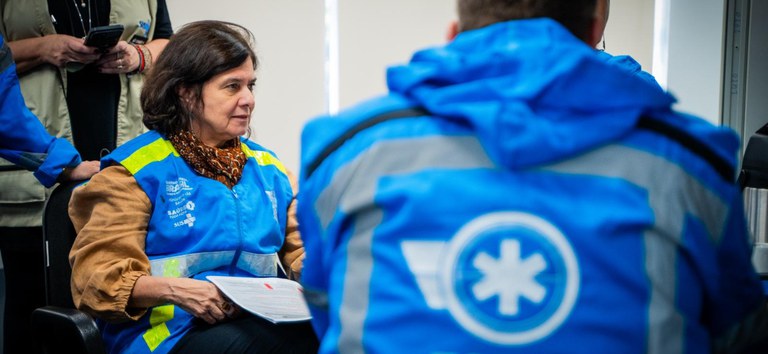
141, 20, 258, 136
457, 0, 597, 42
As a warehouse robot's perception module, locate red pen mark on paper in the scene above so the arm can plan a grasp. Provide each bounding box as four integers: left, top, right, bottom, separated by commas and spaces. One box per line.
264, 283, 273, 290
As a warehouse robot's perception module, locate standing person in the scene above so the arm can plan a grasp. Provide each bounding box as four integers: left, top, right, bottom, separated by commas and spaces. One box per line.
0, 33, 100, 354
68, 20, 318, 354
297, 0, 768, 353
1, 37, 99, 185
0, 2, 171, 353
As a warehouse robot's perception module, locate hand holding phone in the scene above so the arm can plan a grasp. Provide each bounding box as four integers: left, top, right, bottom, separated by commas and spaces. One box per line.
84, 24, 124, 52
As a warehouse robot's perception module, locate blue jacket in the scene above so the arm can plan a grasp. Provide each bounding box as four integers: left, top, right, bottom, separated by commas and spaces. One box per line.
99, 131, 294, 354
0, 37, 81, 187
597, 50, 663, 90
298, 19, 764, 353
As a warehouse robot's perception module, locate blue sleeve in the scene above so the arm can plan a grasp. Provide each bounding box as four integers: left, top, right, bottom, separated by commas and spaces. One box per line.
0, 37, 81, 187
596, 51, 664, 91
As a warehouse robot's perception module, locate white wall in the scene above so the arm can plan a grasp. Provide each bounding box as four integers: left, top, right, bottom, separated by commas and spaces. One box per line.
338, 0, 455, 110
166, 0, 657, 173
664, 0, 726, 123
604, 0, 655, 73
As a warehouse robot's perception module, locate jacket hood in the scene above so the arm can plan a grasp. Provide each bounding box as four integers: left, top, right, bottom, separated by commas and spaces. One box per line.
387, 18, 676, 169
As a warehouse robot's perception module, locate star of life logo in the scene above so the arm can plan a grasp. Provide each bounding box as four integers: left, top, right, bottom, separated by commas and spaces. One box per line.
401, 212, 580, 345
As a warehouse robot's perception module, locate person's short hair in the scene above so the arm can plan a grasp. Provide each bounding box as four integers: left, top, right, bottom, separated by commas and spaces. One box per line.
141, 20, 258, 136
457, 0, 597, 42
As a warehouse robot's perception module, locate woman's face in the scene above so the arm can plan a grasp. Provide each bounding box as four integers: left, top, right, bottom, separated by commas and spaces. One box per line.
190, 57, 256, 147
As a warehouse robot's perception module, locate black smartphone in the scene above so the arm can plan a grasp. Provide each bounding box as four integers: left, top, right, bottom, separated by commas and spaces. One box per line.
84, 24, 125, 52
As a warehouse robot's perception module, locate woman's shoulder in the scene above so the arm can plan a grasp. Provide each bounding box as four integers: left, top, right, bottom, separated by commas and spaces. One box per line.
104, 130, 171, 169
240, 138, 289, 177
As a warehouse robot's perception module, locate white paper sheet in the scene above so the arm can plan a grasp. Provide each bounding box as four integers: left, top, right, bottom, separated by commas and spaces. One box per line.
207, 276, 312, 323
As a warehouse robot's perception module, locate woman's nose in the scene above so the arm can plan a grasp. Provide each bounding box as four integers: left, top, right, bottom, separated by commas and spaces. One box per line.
240, 90, 255, 110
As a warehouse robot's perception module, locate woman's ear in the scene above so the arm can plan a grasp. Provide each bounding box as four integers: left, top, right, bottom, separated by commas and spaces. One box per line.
446, 20, 460, 41
177, 86, 192, 105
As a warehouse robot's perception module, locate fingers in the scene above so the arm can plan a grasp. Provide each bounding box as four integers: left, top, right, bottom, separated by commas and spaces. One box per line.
67, 36, 101, 60
166, 279, 235, 324
64, 160, 101, 181
199, 299, 237, 324
219, 299, 240, 318
201, 303, 228, 324
45, 34, 100, 67
96, 42, 137, 74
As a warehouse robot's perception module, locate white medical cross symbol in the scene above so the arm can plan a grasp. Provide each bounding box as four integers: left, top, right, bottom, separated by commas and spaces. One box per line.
472, 239, 548, 316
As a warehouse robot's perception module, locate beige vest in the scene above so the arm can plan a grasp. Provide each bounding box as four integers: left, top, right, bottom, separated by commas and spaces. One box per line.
0, 0, 158, 226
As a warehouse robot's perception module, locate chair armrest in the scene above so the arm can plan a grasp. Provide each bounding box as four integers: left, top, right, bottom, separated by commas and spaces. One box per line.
31, 305, 106, 354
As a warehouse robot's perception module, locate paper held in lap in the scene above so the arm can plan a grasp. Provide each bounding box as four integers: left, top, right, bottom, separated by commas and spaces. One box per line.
207, 276, 312, 323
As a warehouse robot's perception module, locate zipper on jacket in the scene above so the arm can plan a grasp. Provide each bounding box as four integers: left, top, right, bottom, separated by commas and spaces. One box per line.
228, 187, 244, 275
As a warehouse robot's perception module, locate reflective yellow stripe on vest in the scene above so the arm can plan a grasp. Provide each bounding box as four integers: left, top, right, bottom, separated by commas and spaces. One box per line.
242, 144, 287, 175
122, 137, 179, 175
142, 304, 174, 352
121, 139, 284, 176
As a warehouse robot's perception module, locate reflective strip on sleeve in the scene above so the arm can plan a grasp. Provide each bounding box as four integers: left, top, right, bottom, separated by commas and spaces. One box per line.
314, 135, 494, 354
542, 144, 729, 354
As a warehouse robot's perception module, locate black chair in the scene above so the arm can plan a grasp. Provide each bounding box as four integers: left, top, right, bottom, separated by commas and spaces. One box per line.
30, 180, 106, 354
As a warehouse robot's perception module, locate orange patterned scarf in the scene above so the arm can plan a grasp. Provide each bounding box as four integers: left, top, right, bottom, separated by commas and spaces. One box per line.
168, 130, 247, 189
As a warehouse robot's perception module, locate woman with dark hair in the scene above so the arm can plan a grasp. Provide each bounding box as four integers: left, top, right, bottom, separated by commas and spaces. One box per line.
67, 20, 318, 354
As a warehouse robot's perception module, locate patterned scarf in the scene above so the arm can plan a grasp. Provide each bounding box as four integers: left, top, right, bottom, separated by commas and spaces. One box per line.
168, 130, 247, 189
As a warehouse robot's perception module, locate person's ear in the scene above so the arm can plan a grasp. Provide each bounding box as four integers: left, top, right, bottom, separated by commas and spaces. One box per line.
592, 0, 609, 47
588, 17, 604, 48
446, 20, 459, 41
177, 86, 193, 105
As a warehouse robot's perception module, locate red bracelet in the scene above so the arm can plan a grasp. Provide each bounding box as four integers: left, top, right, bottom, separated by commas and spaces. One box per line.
129, 44, 145, 75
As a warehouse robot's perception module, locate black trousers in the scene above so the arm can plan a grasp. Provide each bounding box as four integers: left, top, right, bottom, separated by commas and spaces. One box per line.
0, 226, 45, 354
169, 316, 319, 354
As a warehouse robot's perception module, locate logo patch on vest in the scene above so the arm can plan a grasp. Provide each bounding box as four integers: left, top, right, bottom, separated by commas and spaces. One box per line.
166, 177, 193, 198
165, 178, 196, 228
402, 212, 580, 345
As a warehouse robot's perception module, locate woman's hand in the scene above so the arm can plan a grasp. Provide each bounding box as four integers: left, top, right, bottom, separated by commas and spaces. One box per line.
130, 276, 240, 325
40, 34, 102, 68
168, 278, 239, 324
96, 40, 140, 75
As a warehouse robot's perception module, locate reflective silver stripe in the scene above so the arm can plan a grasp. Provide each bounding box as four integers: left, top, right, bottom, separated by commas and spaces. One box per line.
315, 136, 494, 354
542, 144, 729, 353
150, 251, 234, 277
150, 250, 278, 277
236, 251, 278, 277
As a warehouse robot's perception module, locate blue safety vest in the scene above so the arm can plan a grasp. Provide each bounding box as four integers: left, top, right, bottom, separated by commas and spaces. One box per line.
99, 130, 293, 354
